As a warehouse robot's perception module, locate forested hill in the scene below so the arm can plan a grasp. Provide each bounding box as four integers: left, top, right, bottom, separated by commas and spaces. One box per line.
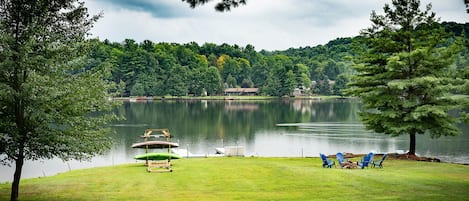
86, 22, 468, 97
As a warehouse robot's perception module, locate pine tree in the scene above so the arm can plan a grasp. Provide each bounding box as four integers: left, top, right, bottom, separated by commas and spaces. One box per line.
347, 0, 468, 155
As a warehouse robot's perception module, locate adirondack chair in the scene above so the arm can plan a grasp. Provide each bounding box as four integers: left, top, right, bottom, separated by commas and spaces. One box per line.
357, 152, 374, 169
336, 152, 348, 166
371, 154, 387, 168
320, 153, 335, 168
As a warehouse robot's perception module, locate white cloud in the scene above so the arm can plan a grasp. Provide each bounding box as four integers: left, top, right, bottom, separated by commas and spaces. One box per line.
85, 0, 468, 51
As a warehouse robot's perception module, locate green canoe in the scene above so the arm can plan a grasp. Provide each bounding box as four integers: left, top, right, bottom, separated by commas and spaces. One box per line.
134, 152, 182, 161
131, 141, 179, 149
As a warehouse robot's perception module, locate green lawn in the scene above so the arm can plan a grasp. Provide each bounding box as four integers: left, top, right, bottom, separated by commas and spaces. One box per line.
1, 157, 468, 201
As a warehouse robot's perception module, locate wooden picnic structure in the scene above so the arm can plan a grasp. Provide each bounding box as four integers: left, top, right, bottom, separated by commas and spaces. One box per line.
131, 128, 179, 173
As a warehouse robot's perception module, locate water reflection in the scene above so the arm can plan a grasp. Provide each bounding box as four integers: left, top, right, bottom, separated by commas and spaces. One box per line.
110, 99, 469, 162
1, 99, 468, 182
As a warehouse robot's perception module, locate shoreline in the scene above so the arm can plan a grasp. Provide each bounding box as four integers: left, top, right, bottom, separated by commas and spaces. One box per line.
112, 95, 353, 102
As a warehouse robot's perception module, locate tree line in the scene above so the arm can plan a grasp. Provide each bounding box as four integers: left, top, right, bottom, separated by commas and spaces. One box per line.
86, 39, 346, 97
86, 22, 468, 97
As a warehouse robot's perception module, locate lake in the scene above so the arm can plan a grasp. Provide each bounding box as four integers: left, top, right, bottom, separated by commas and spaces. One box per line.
1, 99, 468, 182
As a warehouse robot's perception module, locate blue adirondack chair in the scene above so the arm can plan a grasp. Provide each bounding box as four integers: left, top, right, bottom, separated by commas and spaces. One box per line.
371, 154, 387, 168
358, 152, 374, 169
336, 152, 348, 166
320, 153, 335, 168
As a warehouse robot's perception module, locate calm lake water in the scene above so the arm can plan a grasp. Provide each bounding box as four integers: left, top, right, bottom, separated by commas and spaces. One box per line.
1, 99, 468, 182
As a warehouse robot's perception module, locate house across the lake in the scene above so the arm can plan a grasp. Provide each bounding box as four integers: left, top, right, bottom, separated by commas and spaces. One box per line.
224, 88, 259, 96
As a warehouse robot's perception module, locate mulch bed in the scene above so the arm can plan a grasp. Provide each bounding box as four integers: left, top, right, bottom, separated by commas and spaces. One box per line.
329, 153, 441, 163
390, 153, 441, 162
340, 161, 358, 169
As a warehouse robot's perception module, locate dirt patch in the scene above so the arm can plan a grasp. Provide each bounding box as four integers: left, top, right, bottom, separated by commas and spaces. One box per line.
340, 161, 359, 169
389, 153, 441, 162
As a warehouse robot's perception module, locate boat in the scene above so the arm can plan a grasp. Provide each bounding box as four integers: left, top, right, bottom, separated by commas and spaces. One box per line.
171, 148, 224, 158
131, 141, 179, 149
215, 148, 225, 154
134, 152, 182, 160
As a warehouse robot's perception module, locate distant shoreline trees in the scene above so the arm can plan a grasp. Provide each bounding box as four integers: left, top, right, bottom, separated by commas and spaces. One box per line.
86, 21, 468, 98
87, 39, 355, 97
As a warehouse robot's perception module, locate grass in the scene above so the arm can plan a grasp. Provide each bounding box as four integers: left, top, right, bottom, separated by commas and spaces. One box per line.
1, 157, 469, 201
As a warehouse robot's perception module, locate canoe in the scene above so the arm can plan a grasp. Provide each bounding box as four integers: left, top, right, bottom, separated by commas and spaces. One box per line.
134, 152, 182, 160
131, 141, 179, 149
215, 148, 225, 154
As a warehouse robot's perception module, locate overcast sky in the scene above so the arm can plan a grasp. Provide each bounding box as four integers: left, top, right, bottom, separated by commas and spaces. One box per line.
85, 0, 468, 51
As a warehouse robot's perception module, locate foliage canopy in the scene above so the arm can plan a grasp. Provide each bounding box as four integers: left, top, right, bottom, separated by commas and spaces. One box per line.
0, 1, 118, 200
182, 0, 247, 11
346, 0, 468, 155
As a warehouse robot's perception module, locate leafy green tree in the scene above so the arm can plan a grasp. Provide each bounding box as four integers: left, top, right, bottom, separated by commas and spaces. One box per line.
323, 59, 340, 80
299, 73, 311, 93
219, 43, 243, 58
252, 57, 269, 87
237, 58, 252, 84
295, 64, 311, 88
136, 72, 160, 96
110, 48, 131, 94
220, 56, 241, 84
196, 54, 209, 69
347, 0, 468, 155
117, 80, 126, 97
0, 1, 118, 201
153, 46, 177, 95
284, 70, 296, 95
243, 44, 259, 64
226, 74, 237, 88
113, 41, 151, 95
264, 55, 296, 96
174, 46, 199, 69
263, 72, 281, 96
240, 78, 254, 88
332, 74, 348, 96
130, 82, 145, 96
140, 40, 155, 52
167, 64, 190, 96
207, 53, 218, 67
216, 54, 229, 73
85, 39, 113, 73
316, 74, 331, 95
205, 66, 223, 95
307, 60, 321, 81
188, 68, 206, 96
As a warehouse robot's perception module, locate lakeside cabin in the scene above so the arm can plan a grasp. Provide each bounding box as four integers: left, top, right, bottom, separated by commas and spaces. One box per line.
224, 88, 259, 96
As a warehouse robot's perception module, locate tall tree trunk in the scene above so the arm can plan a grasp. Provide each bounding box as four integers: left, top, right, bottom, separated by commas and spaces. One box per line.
409, 131, 416, 155
10, 152, 24, 201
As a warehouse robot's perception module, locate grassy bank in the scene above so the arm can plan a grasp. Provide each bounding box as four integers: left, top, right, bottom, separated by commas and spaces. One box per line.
1, 157, 468, 201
